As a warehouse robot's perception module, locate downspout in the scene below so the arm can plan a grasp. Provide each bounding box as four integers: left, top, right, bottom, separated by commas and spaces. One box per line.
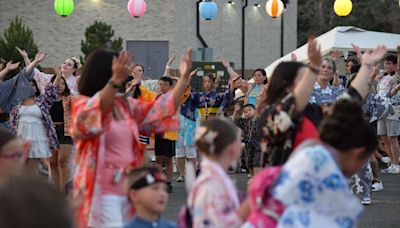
242, 0, 248, 77
197, 0, 208, 48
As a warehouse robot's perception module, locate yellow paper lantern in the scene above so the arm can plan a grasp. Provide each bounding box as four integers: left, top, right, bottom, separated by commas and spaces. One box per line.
334, 0, 353, 17
265, 0, 284, 18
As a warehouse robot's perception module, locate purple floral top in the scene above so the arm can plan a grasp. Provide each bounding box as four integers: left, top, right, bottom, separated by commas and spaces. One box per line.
9, 83, 60, 151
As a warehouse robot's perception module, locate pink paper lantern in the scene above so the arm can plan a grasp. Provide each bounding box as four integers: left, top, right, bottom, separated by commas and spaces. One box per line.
127, 0, 147, 18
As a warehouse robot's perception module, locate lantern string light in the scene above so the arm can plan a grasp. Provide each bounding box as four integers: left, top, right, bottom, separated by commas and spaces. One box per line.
199, 0, 218, 20
334, 0, 353, 17
127, 0, 147, 18
54, 0, 75, 17
265, 0, 284, 18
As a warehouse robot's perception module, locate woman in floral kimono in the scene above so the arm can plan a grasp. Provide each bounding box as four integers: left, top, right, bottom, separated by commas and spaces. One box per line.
271, 99, 378, 228
71, 48, 193, 227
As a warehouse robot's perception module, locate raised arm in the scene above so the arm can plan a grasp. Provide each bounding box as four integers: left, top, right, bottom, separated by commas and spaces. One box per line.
330, 50, 341, 87
16, 47, 31, 67
0, 61, 20, 82
172, 48, 193, 108
222, 58, 238, 82
26, 51, 47, 75
350, 45, 388, 99
293, 37, 322, 112
100, 51, 133, 113
163, 54, 176, 77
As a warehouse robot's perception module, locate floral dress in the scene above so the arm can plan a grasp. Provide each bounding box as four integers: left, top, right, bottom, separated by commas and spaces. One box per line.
9, 84, 60, 153
271, 141, 364, 228
188, 158, 242, 228
71, 92, 179, 228
235, 116, 262, 168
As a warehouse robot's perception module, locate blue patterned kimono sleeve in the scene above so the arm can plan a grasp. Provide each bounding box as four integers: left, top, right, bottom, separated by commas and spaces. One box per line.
180, 92, 200, 121
218, 89, 233, 113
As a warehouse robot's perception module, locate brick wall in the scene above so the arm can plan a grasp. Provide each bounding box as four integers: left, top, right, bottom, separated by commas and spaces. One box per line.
0, 0, 297, 78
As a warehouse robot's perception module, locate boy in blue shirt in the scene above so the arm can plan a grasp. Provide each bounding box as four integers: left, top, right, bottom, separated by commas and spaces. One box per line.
124, 166, 176, 228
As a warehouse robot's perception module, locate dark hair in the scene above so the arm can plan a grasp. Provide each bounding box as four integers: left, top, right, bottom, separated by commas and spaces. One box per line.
79, 49, 118, 97
0, 128, 16, 154
159, 76, 174, 86
0, 176, 74, 228
264, 61, 305, 106
322, 57, 337, 72
31, 79, 40, 96
385, 55, 397, 65
319, 99, 377, 156
243, 103, 256, 110
195, 118, 238, 156
203, 73, 216, 82
346, 58, 358, 65
253, 68, 267, 77
50, 75, 70, 96
126, 166, 162, 193
69, 58, 79, 76
263, 77, 268, 85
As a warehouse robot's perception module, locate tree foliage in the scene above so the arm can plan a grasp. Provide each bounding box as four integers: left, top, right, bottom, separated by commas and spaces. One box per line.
298, 0, 400, 46
0, 17, 38, 64
80, 21, 123, 62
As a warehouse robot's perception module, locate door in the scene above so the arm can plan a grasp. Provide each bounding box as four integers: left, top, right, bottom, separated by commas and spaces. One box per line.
126, 41, 169, 79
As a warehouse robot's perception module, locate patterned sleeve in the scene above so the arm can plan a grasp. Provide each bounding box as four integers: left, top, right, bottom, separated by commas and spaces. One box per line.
218, 88, 233, 111
70, 93, 104, 139
42, 83, 59, 110
180, 91, 198, 121
32, 68, 52, 94
193, 181, 243, 227
129, 92, 179, 135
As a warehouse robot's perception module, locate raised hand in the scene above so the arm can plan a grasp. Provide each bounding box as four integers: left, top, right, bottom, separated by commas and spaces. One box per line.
234, 102, 241, 112
307, 36, 322, 70
330, 50, 341, 62
351, 43, 363, 63
362, 45, 387, 66
5, 61, 20, 71
179, 48, 193, 86
290, 53, 297, 62
16, 47, 28, 59
111, 51, 133, 84
52, 66, 62, 76
33, 51, 47, 63
166, 54, 176, 67
221, 58, 230, 68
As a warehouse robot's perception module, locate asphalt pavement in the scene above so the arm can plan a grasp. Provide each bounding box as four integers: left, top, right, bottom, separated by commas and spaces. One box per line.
163, 171, 400, 227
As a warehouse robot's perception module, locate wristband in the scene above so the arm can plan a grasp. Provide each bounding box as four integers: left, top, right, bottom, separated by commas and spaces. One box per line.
107, 80, 123, 90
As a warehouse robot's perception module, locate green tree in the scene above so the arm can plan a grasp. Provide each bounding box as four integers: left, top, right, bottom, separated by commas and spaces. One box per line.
80, 21, 123, 62
0, 17, 39, 68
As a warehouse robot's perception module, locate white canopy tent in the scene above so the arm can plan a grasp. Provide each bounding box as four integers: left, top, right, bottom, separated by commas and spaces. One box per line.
264, 26, 400, 76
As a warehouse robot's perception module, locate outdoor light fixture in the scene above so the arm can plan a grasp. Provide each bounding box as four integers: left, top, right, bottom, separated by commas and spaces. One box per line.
228, 1, 235, 5
265, 0, 284, 18
127, 0, 147, 18
199, 0, 218, 20
54, 0, 74, 17
334, 0, 353, 17
254, 3, 261, 8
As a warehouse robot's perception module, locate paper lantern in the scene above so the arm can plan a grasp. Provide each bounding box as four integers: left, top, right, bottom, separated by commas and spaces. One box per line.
265, 0, 284, 18
334, 0, 353, 17
54, 0, 74, 17
199, 0, 218, 21
127, 0, 147, 18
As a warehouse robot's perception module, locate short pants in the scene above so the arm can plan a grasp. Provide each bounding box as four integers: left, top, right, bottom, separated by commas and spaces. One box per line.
155, 135, 175, 158
377, 119, 400, 136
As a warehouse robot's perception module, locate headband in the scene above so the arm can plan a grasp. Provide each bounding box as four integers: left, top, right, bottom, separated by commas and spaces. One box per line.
130, 171, 166, 190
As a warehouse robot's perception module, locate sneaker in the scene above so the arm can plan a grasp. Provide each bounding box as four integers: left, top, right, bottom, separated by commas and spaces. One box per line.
176, 176, 184, 182
372, 181, 384, 192
361, 197, 371, 205
167, 182, 173, 193
381, 165, 400, 174
381, 156, 391, 164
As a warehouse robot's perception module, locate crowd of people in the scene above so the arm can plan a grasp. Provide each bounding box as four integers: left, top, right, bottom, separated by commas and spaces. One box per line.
0, 37, 399, 228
